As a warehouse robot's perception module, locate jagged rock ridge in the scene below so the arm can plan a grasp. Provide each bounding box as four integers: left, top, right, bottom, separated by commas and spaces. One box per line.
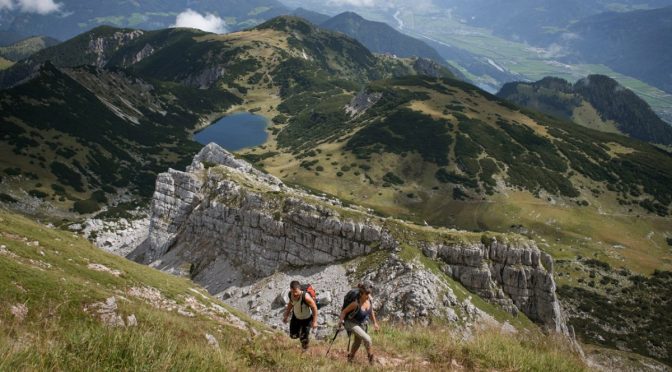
132, 143, 568, 333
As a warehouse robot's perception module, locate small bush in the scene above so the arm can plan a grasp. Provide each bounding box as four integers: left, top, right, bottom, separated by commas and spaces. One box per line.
91, 191, 108, 203
272, 114, 288, 124
28, 190, 48, 199
3, 168, 21, 176
73, 199, 100, 214
383, 172, 404, 185
0, 193, 17, 203
584, 258, 611, 271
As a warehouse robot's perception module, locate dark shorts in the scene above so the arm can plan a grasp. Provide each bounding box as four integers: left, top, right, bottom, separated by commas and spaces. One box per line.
289, 315, 311, 348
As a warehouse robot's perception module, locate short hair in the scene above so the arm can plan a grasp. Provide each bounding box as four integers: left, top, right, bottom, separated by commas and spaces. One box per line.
290, 280, 301, 290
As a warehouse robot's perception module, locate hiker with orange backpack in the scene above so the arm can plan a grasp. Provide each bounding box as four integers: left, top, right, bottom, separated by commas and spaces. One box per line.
283, 280, 319, 350
339, 282, 380, 365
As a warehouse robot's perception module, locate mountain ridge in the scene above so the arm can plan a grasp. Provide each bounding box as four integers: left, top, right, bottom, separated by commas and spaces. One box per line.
0, 19, 451, 215
498, 75, 672, 145
320, 12, 446, 66
1, 14, 671, 368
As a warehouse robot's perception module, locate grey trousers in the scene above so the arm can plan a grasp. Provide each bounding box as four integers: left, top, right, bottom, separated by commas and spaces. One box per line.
346, 322, 372, 355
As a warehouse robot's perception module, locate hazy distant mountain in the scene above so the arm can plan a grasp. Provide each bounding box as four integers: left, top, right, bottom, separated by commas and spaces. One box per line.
291, 7, 330, 25
562, 6, 672, 95
320, 12, 446, 65
0, 36, 60, 61
435, 0, 672, 45
2, 18, 672, 365
499, 75, 672, 146
0, 0, 288, 40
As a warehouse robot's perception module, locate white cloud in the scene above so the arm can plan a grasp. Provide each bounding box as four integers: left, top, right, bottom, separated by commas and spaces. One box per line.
172, 9, 227, 34
19, 0, 61, 14
0, 0, 13, 11
2, 0, 63, 14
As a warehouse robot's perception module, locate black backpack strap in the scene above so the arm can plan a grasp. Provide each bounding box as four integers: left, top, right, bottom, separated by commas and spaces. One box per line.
346, 298, 360, 320
289, 291, 308, 309
300, 291, 309, 310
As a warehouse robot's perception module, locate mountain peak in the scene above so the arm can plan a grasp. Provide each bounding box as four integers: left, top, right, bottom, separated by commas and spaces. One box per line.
333, 11, 365, 21
255, 15, 316, 34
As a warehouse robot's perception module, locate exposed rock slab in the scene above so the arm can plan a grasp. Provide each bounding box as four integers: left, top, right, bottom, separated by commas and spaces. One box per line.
132, 143, 567, 333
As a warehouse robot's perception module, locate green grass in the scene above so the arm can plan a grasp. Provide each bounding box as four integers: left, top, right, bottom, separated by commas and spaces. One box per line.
0, 208, 588, 370
558, 270, 672, 366
0, 56, 14, 70
374, 325, 586, 371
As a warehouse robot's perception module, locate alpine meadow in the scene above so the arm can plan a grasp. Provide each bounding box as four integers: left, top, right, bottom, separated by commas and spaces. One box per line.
1, 1, 671, 370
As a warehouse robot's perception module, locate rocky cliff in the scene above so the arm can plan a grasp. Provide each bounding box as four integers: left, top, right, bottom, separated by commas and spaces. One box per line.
131, 143, 568, 333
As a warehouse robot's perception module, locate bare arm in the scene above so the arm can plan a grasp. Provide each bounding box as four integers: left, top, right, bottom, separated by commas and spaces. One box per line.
304, 294, 319, 328
339, 302, 358, 324
371, 305, 380, 330
282, 301, 293, 323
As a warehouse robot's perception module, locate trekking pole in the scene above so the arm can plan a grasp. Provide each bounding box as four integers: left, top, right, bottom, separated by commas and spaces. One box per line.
325, 327, 341, 356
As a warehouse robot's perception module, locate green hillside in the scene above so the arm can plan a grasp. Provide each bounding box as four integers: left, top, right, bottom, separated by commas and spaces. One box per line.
1, 17, 671, 366
0, 61, 235, 212
0, 209, 589, 370
0, 18, 447, 215
0, 36, 60, 62
321, 12, 447, 67
498, 75, 672, 145
239, 73, 672, 364
0, 57, 13, 70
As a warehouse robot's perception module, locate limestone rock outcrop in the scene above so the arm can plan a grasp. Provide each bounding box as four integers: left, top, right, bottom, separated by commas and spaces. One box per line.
423, 240, 566, 333
132, 143, 567, 333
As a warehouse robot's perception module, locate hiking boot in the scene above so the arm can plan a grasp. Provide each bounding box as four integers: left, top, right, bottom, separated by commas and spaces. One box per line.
368, 353, 375, 365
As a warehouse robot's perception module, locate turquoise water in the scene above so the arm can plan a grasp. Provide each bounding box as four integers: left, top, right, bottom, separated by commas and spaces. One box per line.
194, 113, 268, 151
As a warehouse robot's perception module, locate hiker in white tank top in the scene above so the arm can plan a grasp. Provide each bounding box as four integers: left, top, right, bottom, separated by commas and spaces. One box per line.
291, 293, 313, 320
282, 281, 318, 350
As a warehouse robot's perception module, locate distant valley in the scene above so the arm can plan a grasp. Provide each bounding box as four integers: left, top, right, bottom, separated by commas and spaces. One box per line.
0, 5, 671, 368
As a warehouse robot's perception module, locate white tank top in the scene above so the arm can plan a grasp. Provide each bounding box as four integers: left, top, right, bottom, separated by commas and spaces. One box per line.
291, 292, 313, 320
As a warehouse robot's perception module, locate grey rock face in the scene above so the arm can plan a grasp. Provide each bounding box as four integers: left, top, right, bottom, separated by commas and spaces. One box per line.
131, 44, 155, 65
412, 58, 445, 78
134, 143, 396, 279
134, 144, 567, 333
423, 240, 567, 333
181, 66, 226, 89
345, 91, 383, 118
88, 30, 144, 68
360, 256, 460, 323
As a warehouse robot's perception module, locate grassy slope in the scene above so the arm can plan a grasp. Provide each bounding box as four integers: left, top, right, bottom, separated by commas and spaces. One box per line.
241, 76, 672, 277
0, 20, 433, 217
497, 76, 672, 145
236, 71, 672, 364
0, 208, 587, 370
0, 36, 60, 62
0, 56, 13, 70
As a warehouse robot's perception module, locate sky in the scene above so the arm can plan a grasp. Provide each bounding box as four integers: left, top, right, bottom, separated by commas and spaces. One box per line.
0, 0, 62, 14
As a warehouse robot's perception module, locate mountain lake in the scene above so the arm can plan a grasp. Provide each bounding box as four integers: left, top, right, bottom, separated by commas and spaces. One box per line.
194, 112, 268, 151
